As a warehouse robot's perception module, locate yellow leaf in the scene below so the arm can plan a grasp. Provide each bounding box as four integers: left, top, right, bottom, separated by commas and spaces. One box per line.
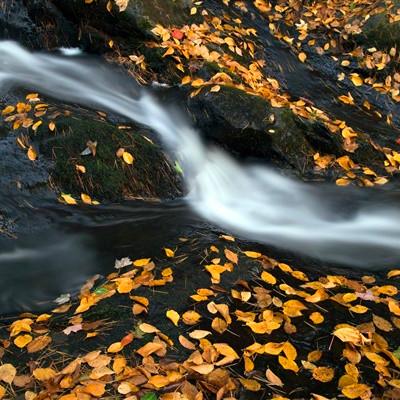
191, 78, 204, 88
166, 309, 180, 326
333, 326, 362, 345
261, 271, 276, 285
33, 368, 57, 381
243, 251, 262, 258
210, 85, 221, 92
107, 341, 124, 353
190, 363, 214, 375
182, 310, 201, 325
278, 356, 299, 372
388, 269, 400, 279
349, 305, 368, 314
164, 248, 175, 257
190, 6, 197, 15
298, 52, 307, 62
122, 151, 134, 165
163, 47, 175, 58
224, 248, 238, 264
114, 0, 129, 12
266, 368, 283, 386
283, 341, 297, 360
81, 193, 92, 205
309, 312, 324, 324
32, 120, 42, 131
27, 146, 37, 161
342, 384, 371, 399
136, 341, 164, 357
83, 382, 105, 397
27, 335, 52, 353
0, 364, 16, 384
336, 177, 351, 186
188, 330, 211, 339
2, 105, 15, 115
133, 258, 151, 267
264, 342, 284, 355
350, 74, 363, 87
211, 317, 227, 334
14, 334, 33, 349
181, 76, 191, 85
0, 385, 5, 400
312, 367, 334, 383
60, 193, 77, 205
239, 378, 261, 391
75, 164, 86, 173
148, 375, 170, 388
48, 121, 56, 131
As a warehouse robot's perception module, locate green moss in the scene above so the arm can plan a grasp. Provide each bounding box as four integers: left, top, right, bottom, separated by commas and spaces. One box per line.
360, 13, 400, 49
36, 114, 180, 201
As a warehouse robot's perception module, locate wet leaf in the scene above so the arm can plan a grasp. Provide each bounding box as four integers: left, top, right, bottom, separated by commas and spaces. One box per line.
122, 151, 134, 165
312, 367, 334, 383
166, 309, 180, 326
0, 364, 16, 384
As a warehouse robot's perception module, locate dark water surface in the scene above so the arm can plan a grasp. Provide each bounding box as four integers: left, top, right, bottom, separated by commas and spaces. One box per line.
0, 198, 204, 314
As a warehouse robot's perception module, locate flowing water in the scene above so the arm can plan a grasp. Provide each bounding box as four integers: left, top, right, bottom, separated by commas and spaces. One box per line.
0, 40, 400, 288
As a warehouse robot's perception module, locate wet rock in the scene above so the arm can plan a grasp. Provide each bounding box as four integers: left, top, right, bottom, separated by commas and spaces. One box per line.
357, 4, 400, 49
0, 0, 78, 49
50, 0, 192, 52
34, 109, 181, 201
186, 86, 338, 177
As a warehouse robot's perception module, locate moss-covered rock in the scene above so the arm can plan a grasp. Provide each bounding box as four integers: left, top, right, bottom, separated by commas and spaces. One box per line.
186, 86, 386, 179
35, 111, 181, 201
356, 2, 400, 49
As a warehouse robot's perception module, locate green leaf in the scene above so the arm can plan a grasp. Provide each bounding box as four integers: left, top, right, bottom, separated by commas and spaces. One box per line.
93, 286, 108, 295
141, 393, 158, 400
174, 160, 184, 175
394, 346, 400, 360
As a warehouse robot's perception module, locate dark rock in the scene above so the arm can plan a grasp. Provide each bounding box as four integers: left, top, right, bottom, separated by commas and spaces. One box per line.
0, 0, 79, 49
357, 4, 400, 49
34, 108, 182, 201
187, 86, 340, 177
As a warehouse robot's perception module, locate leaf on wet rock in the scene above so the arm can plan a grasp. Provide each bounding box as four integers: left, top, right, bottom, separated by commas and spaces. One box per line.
166, 309, 180, 326
14, 334, 33, 349
0, 364, 16, 384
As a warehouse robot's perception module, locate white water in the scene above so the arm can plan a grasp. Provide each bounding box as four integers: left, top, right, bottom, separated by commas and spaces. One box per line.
0, 41, 399, 267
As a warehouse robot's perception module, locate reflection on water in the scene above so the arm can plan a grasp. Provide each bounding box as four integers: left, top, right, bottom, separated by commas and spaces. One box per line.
0, 199, 201, 314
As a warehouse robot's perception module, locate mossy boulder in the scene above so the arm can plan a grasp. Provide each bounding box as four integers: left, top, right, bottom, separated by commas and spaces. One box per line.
187, 86, 336, 176
50, 0, 193, 52
186, 86, 386, 178
35, 111, 181, 201
357, 2, 400, 49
